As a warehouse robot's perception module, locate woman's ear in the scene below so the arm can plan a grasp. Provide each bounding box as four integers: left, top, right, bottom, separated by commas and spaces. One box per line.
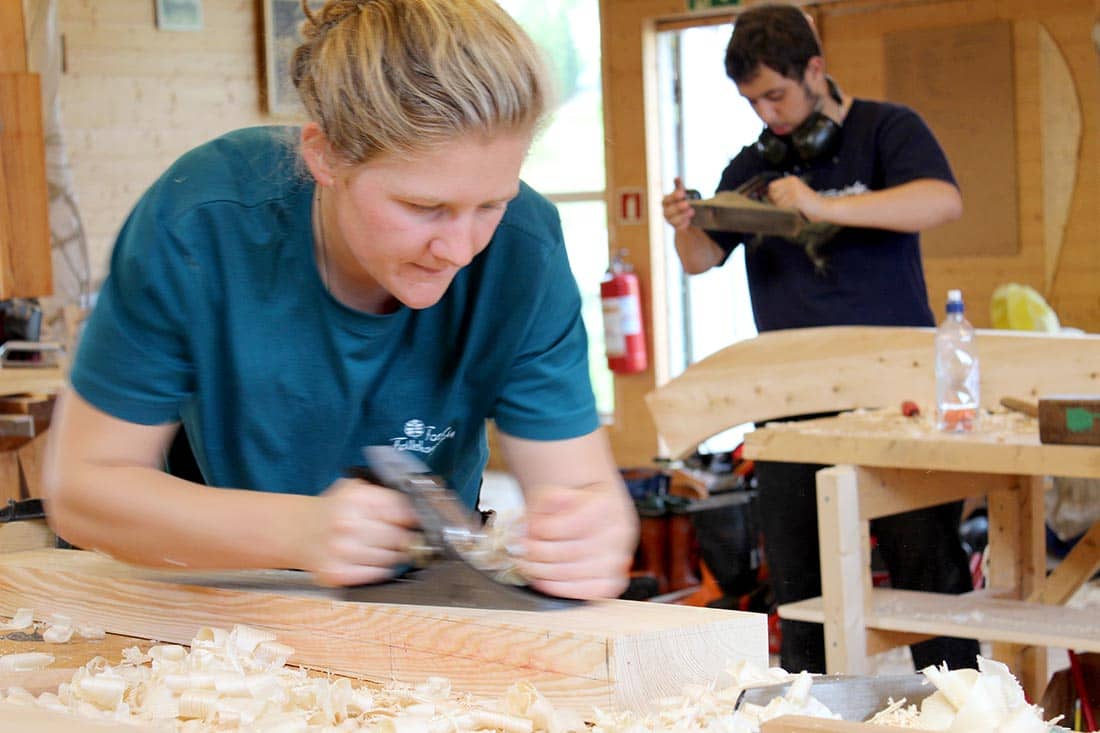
300, 122, 336, 187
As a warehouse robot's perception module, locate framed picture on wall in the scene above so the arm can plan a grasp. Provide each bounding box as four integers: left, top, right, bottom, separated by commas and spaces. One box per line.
263, 0, 322, 118
155, 0, 203, 32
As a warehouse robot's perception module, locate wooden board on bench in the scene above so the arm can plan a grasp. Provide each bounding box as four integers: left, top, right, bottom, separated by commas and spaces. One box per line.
0, 549, 767, 714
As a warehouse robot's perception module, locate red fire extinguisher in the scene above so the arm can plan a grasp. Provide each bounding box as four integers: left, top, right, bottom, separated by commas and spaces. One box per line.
601, 249, 647, 374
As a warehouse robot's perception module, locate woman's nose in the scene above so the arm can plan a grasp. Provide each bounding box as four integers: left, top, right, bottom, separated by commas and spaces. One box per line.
429, 215, 479, 268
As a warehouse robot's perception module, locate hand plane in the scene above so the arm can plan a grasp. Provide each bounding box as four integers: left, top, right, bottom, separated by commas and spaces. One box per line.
341, 446, 581, 611
688, 173, 806, 238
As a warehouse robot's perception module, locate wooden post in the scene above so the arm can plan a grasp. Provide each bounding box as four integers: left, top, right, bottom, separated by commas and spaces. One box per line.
816, 465, 870, 674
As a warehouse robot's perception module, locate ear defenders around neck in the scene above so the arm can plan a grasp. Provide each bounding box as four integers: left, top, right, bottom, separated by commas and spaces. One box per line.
755, 111, 841, 170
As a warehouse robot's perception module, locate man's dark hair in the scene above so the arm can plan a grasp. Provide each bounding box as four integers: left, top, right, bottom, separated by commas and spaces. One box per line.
725, 4, 822, 84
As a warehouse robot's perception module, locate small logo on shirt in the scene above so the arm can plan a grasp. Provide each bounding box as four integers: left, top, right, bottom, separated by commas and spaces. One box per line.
391, 419, 455, 455
820, 181, 869, 198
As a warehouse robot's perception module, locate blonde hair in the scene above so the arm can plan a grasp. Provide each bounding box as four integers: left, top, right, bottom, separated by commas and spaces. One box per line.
291, 0, 550, 164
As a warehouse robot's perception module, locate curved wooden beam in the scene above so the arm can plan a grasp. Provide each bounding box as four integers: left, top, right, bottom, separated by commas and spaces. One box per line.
645, 326, 1100, 459
1038, 24, 1082, 295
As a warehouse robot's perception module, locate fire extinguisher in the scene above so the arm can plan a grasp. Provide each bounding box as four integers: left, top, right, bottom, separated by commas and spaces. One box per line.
601, 249, 647, 374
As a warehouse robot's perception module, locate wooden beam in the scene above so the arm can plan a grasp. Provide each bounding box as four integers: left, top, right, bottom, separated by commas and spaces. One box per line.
0, 367, 65, 398
0, 704, 156, 732
648, 326, 1100, 460
762, 715, 907, 733
0, 518, 55, 553
0, 549, 768, 714
1029, 519, 1100, 606
0, 0, 27, 73
779, 587, 1100, 653
0, 72, 52, 299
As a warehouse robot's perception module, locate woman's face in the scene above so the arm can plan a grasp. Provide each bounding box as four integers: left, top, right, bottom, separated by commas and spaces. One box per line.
324, 130, 531, 314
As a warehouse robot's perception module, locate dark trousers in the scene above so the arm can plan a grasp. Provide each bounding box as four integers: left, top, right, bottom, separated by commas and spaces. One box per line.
755, 458, 981, 673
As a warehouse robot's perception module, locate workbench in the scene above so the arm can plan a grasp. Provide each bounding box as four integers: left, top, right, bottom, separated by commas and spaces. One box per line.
743, 409, 1100, 699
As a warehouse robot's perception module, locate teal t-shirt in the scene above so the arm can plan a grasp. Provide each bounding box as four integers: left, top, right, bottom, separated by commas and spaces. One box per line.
71, 126, 599, 508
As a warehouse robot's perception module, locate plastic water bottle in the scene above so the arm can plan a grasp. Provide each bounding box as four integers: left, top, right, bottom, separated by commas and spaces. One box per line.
935, 289, 980, 432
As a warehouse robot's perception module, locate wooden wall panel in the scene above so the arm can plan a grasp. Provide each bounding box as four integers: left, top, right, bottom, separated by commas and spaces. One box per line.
884, 20, 1020, 258
818, 0, 1098, 330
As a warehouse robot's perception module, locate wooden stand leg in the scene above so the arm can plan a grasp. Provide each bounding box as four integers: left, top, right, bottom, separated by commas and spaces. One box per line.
989, 475, 1047, 700
817, 465, 870, 674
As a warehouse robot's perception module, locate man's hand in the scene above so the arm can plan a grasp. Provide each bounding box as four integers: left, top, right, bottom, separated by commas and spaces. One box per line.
767, 175, 830, 221
517, 482, 638, 600
662, 176, 696, 230
300, 478, 419, 587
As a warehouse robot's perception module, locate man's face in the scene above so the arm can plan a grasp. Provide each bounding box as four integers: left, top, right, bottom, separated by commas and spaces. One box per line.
327, 130, 530, 313
736, 64, 819, 136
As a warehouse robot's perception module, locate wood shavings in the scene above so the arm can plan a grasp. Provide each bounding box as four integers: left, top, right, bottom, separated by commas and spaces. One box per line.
910, 657, 1057, 733
1, 608, 103, 643
0, 607, 34, 630
0, 624, 588, 731
0, 651, 55, 671
0, 619, 1064, 733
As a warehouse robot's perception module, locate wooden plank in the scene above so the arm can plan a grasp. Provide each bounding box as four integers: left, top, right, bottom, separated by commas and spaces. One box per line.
1029, 519, 1100, 605
648, 327, 1100, 460
0, 72, 51, 299
0, 450, 19, 502
16, 431, 48, 498
779, 588, 1100, 653
0, 367, 65, 398
0, 549, 768, 714
762, 716, 906, 733
815, 466, 871, 674
0, 628, 153, 695
988, 475, 1047, 698
0, 0, 27, 72
0, 519, 55, 553
854, 468, 1018, 521
0, 704, 157, 732
743, 410, 1100, 480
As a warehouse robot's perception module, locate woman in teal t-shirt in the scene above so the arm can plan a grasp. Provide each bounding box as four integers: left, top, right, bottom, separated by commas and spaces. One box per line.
44, 0, 637, 601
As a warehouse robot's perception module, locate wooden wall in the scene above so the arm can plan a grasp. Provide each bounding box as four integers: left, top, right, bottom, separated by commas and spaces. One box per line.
818, 0, 1100, 333
57, 0, 277, 283
601, 0, 1100, 466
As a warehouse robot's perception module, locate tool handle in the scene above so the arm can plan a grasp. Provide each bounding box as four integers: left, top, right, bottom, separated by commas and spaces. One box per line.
1000, 396, 1039, 418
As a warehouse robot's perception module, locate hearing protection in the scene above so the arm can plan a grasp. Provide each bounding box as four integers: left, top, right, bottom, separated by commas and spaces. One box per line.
754, 77, 844, 171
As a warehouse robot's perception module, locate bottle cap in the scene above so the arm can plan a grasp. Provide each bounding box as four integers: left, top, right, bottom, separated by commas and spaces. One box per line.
947, 289, 963, 302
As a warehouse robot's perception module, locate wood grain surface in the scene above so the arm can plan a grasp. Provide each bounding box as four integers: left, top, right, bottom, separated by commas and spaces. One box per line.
0, 628, 153, 695
0, 549, 767, 714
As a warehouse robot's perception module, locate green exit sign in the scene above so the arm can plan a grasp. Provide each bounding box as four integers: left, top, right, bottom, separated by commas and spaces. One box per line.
687, 0, 740, 8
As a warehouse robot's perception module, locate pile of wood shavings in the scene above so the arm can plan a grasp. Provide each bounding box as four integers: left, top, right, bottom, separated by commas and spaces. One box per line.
0, 613, 1065, 733
0, 622, 585, 732
588, 663, 838, 733
867, 657, 1060, 733
0, 607, 105, 674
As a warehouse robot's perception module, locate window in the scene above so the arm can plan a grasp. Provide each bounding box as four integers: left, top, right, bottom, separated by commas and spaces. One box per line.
499, 0, 613, 417
656, 22, 762, 452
